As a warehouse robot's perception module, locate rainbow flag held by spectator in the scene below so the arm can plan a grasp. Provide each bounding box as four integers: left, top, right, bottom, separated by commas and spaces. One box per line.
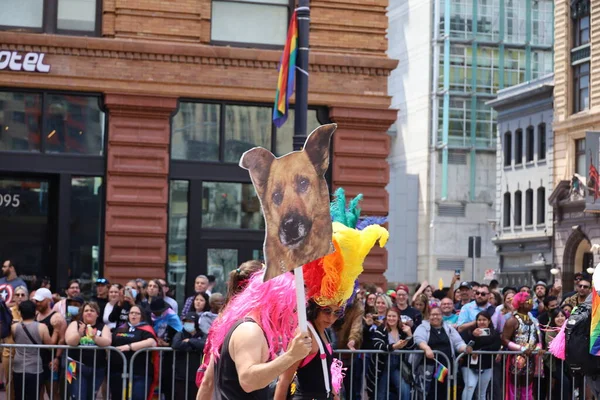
66, 360, 77, 383
273, 11, 298, 128
434, 359, 448, 383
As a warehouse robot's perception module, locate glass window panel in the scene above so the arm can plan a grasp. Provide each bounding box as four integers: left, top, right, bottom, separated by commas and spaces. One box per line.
275, 109, 321, 156
202, 182, 264, 230
44, 94, 104, 155
168, 180, 189, 308
0, 0, 43, 28
0, 178, 49, 287
57, 0, 96, 31
252, 249, 264, 263
0, 91, 41, 152
211, 1, 288, 46
172, 103, 220, 161
207, 248, 238, 294
224, 105, 271, 163
69, 177, 103, 297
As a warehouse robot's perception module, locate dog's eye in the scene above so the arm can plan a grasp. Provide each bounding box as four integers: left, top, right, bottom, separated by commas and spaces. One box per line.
297, 178, 309, 193
272, 191, 283, 205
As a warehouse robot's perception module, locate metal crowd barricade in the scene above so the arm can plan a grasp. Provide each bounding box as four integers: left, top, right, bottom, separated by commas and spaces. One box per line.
455, 350, 588, 400
334, 349, 453, 400
0, 343, 128, 400
128, 347, 199, 400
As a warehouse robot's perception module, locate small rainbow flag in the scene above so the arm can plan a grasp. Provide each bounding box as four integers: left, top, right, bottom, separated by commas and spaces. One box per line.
66, 360, 77, 384
434, 361, 449, 383
273, 11, 298, 128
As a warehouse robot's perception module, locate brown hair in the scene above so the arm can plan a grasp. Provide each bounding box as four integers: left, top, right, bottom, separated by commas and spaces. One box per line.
412, 293, 430, 320
224, 260, 263, 306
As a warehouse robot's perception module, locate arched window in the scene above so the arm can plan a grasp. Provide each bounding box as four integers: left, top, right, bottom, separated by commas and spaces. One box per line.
526, 126, 535, 162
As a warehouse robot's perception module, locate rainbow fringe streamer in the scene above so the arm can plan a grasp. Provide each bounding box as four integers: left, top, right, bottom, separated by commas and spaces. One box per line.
591, 267, 600, 355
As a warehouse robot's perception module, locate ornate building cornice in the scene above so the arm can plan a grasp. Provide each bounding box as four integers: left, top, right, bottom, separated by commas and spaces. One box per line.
0, 32, 397, 77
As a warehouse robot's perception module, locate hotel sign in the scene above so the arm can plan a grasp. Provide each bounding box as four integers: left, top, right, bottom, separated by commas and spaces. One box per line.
0, 51, 50, 73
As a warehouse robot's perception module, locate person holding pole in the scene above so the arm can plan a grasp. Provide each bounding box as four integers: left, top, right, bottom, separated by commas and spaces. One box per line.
197, 271, 312, 400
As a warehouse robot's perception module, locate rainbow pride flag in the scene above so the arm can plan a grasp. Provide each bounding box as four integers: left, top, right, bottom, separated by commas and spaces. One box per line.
434, 360, 448, 383
591, 286, 600, 355
66, 360, 77, 384
273, 11, 298, 128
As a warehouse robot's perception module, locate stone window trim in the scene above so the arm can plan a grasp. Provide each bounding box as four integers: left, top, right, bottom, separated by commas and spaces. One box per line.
503, 131, 512, 167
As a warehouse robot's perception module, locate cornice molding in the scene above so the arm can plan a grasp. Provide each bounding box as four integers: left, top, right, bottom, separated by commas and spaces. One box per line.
0, 32, 397, 77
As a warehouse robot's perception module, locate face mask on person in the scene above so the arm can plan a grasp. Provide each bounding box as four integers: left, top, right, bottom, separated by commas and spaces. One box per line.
67, 306, 80, 316
183, 322, 195, 333
129, 288, 138, 299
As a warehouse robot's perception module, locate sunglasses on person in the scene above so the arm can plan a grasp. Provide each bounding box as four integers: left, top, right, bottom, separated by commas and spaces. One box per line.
14, 293, 26, 298
320, 307, 343, 318
579, 284, 591, 289
475, 291, 489, 296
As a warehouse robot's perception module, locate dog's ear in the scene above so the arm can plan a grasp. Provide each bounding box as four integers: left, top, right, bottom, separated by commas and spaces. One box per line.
304, 123, 336, 176
239, 147, 276, 190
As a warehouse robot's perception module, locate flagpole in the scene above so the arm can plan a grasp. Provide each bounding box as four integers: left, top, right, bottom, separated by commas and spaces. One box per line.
293, 0, 310, 332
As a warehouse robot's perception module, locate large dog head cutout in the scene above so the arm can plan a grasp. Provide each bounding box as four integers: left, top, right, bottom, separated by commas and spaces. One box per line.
240, 123, 336, 281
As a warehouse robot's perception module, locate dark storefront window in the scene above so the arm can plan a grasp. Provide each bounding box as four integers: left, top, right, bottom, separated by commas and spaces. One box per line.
0, 90, 104, 155
224, 105, 271, 162
69, 177, 103, 294
0, 178, 49, 283
0, 92, 42, 152
202, 182, 264, 230
172, 103, 220, 162
169, 100, 328, 303
0, 0, 101, 35
44, 94, 104, 155
168, 180, 189, 307
0, 89, 106, 295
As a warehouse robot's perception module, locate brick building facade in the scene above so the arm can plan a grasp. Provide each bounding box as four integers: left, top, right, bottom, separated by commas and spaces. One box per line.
550, 0, 600, 290
0, 0, 396, 301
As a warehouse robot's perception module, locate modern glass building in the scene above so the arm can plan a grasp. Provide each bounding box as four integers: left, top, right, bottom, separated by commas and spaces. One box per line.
387, 0, 554, 284
434, 0, 554, 199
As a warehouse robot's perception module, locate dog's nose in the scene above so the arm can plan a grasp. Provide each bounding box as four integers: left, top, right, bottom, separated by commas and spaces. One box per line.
279, 214, 312, 247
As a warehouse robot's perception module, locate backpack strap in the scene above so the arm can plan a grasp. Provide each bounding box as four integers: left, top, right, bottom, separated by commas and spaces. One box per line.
307, 322, 331, 397
20, 323, 38, 345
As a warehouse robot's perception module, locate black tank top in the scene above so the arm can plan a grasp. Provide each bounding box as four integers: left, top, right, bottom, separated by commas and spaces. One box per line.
37, 311, 56, 366
293, 327, 333, 400
38, 311, 56, 336
214, 319, 269, 400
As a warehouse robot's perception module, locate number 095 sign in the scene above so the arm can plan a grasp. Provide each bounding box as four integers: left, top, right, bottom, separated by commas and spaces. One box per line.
0, 194, 20, 207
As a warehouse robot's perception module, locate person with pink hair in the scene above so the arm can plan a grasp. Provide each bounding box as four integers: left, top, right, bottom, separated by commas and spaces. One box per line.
501, 291, 543, 400
197, 270, 312, 400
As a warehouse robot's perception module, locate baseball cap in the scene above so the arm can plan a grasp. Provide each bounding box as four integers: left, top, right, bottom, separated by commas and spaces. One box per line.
534, 281, 547, 289
459, 281, 471, 289
32, 288, 53, 302
96, 278, 109, 285
183, 312, 198, 322
395, 284, 409, 294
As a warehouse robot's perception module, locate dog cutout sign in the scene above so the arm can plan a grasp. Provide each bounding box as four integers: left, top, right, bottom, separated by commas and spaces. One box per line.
239, 123, 336, 281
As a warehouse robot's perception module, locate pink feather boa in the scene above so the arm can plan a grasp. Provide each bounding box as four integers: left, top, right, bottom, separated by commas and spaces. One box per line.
331, 358, 346, 394
548, 322, 567, 360
206, 271, 299, 361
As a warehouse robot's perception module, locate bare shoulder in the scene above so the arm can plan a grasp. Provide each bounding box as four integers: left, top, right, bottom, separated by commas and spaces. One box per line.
230, 321, 266, 344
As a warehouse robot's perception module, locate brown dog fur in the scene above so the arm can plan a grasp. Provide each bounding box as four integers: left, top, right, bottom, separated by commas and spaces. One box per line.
240, 124, 336, 281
